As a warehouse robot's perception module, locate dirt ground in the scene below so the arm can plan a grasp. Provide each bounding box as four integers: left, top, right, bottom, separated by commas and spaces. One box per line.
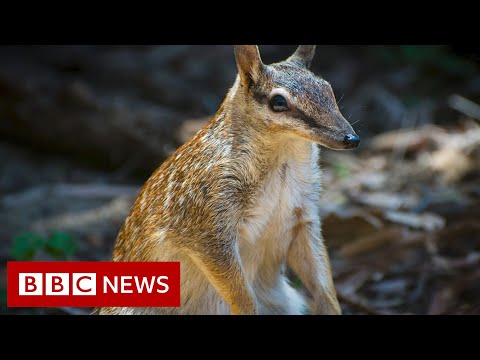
1, 45, 479, 315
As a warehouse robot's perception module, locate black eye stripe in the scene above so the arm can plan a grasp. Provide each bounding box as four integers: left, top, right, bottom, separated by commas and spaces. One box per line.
269, 95, 289, 112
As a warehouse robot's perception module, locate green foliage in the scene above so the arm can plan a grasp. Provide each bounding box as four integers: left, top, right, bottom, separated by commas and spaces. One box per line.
44, 231, 77, 259
10, 233, 45, 261
334, 162, 351, 178
10, 231, 78, 260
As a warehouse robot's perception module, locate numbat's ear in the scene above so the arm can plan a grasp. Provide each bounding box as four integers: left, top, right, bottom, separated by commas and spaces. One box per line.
286, 45, 316, 69
234, 45, 264, 86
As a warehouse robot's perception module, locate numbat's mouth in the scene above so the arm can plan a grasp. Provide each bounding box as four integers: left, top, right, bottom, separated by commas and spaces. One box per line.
308, 129, 360, 150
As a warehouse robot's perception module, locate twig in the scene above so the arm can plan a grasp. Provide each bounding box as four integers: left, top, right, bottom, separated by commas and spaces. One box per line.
337, 291, 393, 315
448, 94, 480, 120
433, 252, 480, 271
32, 197, 133, 232
2, 183, 139, 208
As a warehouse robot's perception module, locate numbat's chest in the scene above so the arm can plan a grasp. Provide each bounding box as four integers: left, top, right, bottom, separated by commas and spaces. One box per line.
238, 157, 319, 248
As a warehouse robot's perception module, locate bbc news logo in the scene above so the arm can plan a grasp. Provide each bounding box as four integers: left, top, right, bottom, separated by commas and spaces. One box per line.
17, 273, 169, 296
7, 262, 180, 307
18, 273, 97, 296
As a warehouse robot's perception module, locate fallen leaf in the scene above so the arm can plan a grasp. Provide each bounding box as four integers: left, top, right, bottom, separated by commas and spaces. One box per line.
428, 147, 474, 183
369, 126, 444, 154
339, 227, 402, 257
349, 191, 419, 210
368, 277, 410, 295
383, 211, 445, 231
353, 172, 388, 191
322, 207, 383, 249
336, 269, 372, 295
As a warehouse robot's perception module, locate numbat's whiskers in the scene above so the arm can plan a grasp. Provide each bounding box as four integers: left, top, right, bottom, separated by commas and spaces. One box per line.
96, 45, 359, 315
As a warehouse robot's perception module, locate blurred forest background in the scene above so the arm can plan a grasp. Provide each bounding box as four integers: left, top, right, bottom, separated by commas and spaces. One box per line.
1, 45, 479, 315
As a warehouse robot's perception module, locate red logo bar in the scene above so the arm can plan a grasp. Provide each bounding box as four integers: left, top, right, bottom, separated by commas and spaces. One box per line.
7, 262, 180, 308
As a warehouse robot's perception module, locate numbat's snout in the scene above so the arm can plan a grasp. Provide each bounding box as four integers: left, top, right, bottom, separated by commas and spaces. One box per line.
96, 45, 359, 315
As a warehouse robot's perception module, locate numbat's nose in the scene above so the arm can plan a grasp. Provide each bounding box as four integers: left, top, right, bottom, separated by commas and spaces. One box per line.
343, 134, 360, 149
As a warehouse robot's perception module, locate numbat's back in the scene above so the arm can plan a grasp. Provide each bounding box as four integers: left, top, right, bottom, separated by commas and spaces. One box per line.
96, 45, 359, 315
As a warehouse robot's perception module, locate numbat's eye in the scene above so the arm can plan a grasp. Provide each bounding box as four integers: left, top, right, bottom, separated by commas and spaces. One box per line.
269, 95, 289, 112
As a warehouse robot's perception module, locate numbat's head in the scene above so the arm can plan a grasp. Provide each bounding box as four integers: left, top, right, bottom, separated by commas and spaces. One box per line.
233, 45, 359, 150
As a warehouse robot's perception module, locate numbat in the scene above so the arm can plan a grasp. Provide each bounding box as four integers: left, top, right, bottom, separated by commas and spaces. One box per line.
97, 45, 359, 315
